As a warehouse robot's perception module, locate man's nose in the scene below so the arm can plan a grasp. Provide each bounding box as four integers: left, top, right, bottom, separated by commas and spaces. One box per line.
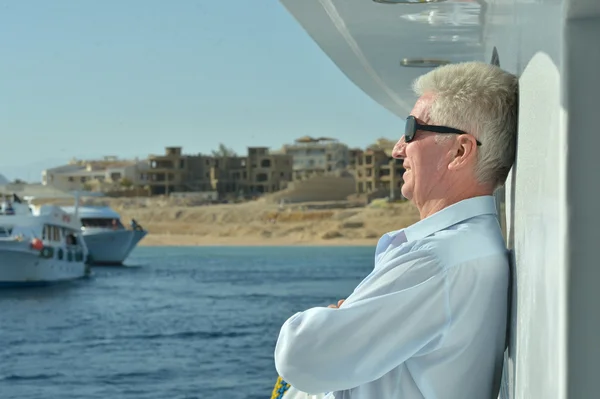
392, 137, 406, 159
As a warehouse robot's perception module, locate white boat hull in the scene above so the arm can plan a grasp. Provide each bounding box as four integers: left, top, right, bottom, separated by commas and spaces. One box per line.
0, 244, 89, 287
82, 229, 147, 265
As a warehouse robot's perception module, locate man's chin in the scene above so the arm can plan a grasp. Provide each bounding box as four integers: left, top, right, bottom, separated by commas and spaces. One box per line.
400, 187, 413, 201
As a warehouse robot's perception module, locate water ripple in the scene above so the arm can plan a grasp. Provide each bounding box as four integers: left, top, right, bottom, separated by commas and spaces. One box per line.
1, 372, 64, 381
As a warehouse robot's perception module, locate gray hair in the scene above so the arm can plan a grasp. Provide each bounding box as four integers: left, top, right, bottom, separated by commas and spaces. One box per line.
412, 62, 519, 188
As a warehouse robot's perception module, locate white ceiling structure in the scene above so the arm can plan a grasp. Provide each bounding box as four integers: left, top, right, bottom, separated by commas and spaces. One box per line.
280, 0, 487, 117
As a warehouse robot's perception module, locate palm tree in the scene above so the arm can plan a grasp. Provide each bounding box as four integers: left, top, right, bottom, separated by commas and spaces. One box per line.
211, 143, 237, 157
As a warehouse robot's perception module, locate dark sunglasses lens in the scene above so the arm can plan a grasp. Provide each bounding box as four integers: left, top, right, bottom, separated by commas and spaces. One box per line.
405, 117, 415, 142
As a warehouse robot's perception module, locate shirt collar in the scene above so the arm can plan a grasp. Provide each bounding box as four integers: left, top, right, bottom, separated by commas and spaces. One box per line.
403, 195, 498, 242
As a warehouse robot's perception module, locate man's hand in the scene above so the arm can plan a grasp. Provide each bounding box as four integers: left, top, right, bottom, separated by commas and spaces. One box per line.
327, 299, 345, 309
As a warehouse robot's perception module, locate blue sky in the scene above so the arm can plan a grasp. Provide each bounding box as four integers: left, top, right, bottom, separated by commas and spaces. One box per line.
0, 0, 402, 181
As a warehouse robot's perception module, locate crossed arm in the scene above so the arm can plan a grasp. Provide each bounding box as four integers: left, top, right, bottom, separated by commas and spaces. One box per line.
274, 249, 450, 394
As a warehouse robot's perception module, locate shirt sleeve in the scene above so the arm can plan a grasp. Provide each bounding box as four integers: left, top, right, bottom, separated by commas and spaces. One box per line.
273, 249, 450, 394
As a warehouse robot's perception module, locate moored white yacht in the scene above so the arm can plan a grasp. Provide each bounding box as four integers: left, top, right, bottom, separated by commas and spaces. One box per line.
0, 194, 90, 287
60, 205, 147, 265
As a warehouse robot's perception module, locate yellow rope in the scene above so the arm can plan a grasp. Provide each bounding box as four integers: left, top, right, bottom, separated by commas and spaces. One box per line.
270, 375, 291, 399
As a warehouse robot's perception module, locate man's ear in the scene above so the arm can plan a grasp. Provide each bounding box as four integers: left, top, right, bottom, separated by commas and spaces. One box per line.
448, 135, 477, 171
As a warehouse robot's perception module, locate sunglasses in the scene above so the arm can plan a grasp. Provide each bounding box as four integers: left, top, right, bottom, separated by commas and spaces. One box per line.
404, 116, 482, 146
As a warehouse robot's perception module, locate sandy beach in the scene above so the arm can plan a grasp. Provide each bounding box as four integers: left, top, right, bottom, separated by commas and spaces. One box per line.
65, 196, 421, 247
140, 234, 378, 247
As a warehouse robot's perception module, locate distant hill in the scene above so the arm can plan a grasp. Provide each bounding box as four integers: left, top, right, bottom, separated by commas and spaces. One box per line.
0, 157, 69, 183
0, 174, 9, 185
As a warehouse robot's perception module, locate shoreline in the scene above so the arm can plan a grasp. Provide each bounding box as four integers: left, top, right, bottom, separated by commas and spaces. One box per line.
138, 233, 378, 247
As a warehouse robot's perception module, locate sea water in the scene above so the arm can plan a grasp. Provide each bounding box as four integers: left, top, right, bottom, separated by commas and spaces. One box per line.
0, 246, 374, 399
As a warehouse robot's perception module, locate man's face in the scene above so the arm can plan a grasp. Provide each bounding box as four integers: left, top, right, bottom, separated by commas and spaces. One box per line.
392, 94, 454, 204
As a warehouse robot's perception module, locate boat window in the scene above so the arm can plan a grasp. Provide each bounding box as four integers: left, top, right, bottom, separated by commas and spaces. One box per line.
0, 202, 15, 215
63, 228, 80, 247
44, 224, 62, 242
81, 218, 124, 229
0, 226, 12, 237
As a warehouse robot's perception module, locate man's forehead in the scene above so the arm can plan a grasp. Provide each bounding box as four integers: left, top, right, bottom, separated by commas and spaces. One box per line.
411, 93, 435, 123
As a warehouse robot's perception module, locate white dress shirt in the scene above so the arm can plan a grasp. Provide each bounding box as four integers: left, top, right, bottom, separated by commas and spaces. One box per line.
274, 196, 509, 399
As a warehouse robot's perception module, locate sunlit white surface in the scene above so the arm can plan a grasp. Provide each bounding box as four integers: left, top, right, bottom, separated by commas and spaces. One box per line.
280, 0, 600, 398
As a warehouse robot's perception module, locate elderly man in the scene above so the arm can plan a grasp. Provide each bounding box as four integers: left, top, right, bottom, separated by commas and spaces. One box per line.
273, 61, 518, 399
